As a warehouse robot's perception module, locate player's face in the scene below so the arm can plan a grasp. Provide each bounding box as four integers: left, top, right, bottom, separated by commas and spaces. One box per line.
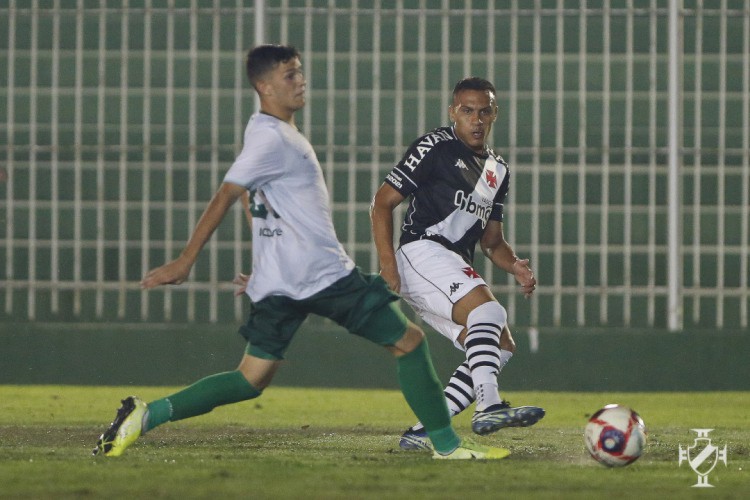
263, 57, 307, 112
449, 89, 498, 154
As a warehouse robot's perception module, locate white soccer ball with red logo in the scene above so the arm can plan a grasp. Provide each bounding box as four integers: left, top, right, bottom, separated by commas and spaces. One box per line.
584, 404, 647, 467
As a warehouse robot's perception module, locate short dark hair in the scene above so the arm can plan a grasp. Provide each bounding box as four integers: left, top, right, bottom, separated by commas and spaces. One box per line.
452, 77, 496, 97
246, 44, 301, 89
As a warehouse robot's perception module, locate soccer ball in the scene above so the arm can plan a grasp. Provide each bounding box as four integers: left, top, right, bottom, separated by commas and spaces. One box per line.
584, 404, 647, 467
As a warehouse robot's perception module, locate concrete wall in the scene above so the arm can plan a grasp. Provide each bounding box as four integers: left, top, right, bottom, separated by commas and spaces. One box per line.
2, 320, 748, 391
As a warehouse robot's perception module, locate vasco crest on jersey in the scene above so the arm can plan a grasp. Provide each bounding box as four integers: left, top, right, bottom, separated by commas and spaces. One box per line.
481, 157, 505, 194
485, 169, 498, 188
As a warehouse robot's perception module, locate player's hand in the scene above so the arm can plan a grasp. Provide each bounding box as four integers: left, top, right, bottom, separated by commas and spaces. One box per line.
141, 259, 192, 289
233, 273, 250, 296
379, 265, 401, 294
512, 258, 536, 298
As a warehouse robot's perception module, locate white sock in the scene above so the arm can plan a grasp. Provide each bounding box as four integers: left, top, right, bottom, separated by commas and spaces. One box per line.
475, 383, 502, 411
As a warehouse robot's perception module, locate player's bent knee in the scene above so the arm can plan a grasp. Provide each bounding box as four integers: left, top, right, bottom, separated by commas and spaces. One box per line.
387, 322, 425, 356
237, 354, 281, 390
467, 301, 507, 331
403, 322, 425, 344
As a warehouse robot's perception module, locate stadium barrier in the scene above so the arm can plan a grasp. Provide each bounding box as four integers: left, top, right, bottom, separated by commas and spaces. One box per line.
2, 320, 748, 391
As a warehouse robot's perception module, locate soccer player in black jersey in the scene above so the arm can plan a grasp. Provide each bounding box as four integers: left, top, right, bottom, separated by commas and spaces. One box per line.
372, 77, 545, 451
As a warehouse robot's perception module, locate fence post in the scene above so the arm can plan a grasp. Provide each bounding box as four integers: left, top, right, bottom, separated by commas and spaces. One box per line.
667, 0, 683, 331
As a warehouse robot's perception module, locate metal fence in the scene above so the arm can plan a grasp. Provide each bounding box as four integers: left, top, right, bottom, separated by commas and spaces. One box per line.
1, 0, 748, 330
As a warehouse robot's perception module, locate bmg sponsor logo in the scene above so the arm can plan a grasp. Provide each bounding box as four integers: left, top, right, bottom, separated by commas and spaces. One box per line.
453, 190, 492, 227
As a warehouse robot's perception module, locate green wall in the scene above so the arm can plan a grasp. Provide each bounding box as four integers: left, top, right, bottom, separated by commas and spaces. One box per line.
2, 320, 748, 391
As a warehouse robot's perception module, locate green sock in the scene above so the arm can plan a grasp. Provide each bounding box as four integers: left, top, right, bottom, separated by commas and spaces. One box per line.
396, 339, 461, 454
144, 371, 261, 431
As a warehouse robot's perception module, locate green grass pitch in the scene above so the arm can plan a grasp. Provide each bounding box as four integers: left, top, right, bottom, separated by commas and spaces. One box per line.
0, 386, 747, 498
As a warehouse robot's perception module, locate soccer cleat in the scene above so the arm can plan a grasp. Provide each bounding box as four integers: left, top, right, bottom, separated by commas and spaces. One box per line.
471, 401, 545, 435
433, 439, 510, 460
92, 396, 148, 457
399, 428, 433, 451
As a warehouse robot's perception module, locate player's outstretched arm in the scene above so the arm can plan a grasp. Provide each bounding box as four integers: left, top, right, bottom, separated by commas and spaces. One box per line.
141, 182, 247, 289
480, 220, 536, 298
371, 183, 406, 293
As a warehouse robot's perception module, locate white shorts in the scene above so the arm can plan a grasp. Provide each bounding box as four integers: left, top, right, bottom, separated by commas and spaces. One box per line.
396, 239, 486, 349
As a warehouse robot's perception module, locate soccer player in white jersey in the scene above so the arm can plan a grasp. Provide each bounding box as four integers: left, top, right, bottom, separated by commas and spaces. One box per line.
371, 77, 545, 451
93, 46, 509, 460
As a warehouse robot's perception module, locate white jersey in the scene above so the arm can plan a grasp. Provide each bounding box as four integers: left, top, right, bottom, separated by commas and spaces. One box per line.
224, 112, 354, 301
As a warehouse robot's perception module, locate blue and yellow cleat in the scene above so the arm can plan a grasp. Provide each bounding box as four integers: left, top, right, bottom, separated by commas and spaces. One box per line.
433, 439, 510, 460
471, 401, 545, 435
92, 396, 148, 457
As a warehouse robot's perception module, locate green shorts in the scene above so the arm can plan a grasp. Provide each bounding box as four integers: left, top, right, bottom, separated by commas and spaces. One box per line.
238, 268, 408, 360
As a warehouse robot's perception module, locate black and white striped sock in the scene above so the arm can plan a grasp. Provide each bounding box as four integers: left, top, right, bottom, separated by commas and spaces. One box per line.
411, 362, 473, 433
465, 301, 506, 411
444, 361, 474, 416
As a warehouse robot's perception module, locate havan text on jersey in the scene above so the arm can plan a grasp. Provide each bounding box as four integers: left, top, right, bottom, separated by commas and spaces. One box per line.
401, 129, 454, 171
